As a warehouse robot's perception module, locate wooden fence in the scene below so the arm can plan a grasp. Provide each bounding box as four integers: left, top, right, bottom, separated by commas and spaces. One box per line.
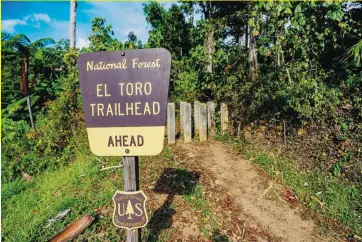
166, 101, 229, 144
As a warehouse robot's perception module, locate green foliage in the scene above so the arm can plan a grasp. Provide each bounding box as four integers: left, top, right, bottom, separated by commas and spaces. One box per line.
2, 41, 79, 183
2, 95, 40, 120
1, 154, 120, 241
1, 92, 77, 182
2, 36, 67, 124
348, 40, 362, 66
87, 17, 115, 52
1, 119, 34, 182
86, 17, 142, 52
143, 2, 192, 60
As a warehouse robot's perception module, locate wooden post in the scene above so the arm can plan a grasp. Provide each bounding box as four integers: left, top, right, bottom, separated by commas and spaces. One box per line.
194, 101, 200, 137
123, 157, 141, 242
180, 101, 185, 136
221, 103, 229, 135
207, 101, 215, 135
237, 123, 242, 138
183, 103, 192, 142
199, 103, 207, 141
167, 103, 175, 144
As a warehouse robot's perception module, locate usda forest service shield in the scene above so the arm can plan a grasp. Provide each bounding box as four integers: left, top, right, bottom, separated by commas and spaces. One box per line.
112, 190, 148, 230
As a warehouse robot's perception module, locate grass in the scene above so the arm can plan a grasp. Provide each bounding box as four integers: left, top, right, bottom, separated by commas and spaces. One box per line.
215, 131, 362, 236
184, 184, 220, 238
2, 140, 229, 241
2, 150, 123, 242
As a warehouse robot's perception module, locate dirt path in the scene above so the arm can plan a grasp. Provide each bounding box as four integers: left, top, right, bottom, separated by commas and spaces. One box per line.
174, 141, 338, 242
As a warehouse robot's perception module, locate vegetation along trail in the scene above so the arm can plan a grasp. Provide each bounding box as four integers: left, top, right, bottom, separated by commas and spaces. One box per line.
173, 140, 339, 242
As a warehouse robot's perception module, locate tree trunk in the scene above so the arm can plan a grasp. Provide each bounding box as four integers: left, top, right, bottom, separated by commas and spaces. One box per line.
206, 27, 214, 74
70, 0, 77, 49
245, 23, 248, 48
247, 2, 258, 81
21, 57, 35, 129
281, 50, 292, 86
26, 95, 35, 129
248, 26, 258, 81
202, 1, 214, 76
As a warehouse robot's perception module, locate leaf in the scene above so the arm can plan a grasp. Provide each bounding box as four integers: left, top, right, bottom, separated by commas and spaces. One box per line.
31, 38, 55, 49
284, 8, 292, 15
12, 34, 31, 46
295, 4, 302, 14
2, 96, 34, 117
1, 32, 12, 41
2, 34, 30, 56
347, 40, 362, 66
248, 18, 255, 28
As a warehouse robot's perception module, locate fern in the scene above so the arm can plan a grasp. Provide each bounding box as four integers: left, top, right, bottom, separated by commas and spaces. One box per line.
348, 40, 362, 66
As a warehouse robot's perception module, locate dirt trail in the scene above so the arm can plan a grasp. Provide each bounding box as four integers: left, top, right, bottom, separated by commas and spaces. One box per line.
177, 141, 337, 242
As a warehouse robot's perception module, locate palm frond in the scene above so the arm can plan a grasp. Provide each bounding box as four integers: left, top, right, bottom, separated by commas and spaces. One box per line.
2, 95, 40, 118
1, 32, 12, 41
12, 34, 31, 46
2, 34, 30, 56
353, 40, 362, 66
347, 40, 362, 66
2, 39, 18, 49
2, 40, 29, 56
2, 97, 27, 118
34, 48, 60, 64
31, 38, 55, 48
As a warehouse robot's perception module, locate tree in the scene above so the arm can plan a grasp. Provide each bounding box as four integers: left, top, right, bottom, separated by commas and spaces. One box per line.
124, 31, 137, 49
125, 200, 135, 219
198, 1, 216, 75
143, 2, 192, 60
69, 0, 77, 49
1, 33, 55, 128
88, 17, 115, 52
247, 3, 258, 81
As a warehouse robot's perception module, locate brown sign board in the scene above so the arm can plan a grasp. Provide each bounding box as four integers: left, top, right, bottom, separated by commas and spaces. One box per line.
112, 190, 148, 230
77, 48, 171, 156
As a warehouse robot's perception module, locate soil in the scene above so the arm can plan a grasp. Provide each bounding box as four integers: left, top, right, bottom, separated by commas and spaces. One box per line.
171, 140, 340, 242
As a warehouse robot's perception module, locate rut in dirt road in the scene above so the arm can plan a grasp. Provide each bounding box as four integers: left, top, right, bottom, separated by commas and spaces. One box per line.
177, 141, 338, 242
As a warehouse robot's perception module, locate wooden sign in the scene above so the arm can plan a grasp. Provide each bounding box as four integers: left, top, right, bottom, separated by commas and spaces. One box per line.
77, 48, 171, 156
112, 190, 148, 230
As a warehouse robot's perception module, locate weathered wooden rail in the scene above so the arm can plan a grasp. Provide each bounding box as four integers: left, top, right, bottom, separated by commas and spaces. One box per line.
166, 101, 229, 144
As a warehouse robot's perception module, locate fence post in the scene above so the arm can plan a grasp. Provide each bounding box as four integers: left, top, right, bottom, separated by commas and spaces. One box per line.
180, 101, 185, 136
167, 103, 175, 144
194, 101, 200, 138
183, 103, 192, 142
221, 103, 229, 135
207, 101, 215, 136
199, 103, 208, 141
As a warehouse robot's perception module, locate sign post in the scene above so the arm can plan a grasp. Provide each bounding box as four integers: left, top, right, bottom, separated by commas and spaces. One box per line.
77, 48, 171, 242
123, 156, 141, 241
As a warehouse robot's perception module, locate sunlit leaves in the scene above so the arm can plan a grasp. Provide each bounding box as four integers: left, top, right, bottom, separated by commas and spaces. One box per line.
31, 38, 55, 49
348, 40, 362, 66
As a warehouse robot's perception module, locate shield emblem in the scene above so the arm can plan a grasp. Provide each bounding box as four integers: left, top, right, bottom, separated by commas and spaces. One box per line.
112, 190, 148, 230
